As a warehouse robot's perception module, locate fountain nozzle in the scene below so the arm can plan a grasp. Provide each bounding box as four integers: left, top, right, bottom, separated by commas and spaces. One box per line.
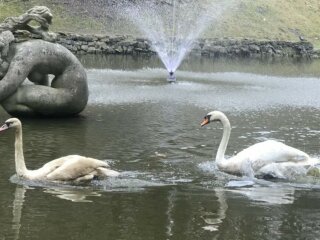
167, 71, 176, 83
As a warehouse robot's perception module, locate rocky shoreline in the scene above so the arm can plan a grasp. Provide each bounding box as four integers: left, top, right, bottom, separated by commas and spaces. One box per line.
53, 32, 320, 59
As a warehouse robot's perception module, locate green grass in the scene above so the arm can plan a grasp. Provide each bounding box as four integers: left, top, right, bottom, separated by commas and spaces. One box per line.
203, 0, 320, 45
0, 0, 106, 33
1, 0, 319, 46
0, 0, 24, 19
49, 6, 105, 34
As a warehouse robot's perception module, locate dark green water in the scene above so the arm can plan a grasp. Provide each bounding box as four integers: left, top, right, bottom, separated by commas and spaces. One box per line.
0, 55, 320, 240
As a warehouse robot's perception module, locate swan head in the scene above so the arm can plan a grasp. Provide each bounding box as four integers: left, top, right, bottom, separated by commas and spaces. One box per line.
0, 118, 21, 132
200, 111, 225, 127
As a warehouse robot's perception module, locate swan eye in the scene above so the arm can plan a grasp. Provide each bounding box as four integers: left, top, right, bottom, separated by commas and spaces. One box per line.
5, 121, 13, 127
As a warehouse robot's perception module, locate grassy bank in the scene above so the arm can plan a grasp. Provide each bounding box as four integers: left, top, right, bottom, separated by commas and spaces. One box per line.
0, 0, 319, 48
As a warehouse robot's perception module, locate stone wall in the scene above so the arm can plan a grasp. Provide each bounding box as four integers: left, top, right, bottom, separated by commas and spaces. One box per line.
53, 32, 320, 59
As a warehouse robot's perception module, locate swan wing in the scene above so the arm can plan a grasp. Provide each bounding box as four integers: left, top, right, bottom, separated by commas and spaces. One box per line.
40, 156, 70, 171
257, 159, 320, 179
45, 156, 109, 181
217, 140, 311, 176
27, 156, 71, 179
236, 140, 309, 167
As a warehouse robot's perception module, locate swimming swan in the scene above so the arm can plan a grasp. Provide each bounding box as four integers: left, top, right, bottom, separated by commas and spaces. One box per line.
200, 111, 319, 177
0, 118, 120, 182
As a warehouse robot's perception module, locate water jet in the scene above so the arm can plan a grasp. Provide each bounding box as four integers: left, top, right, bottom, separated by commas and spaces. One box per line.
167, 71, 176, 83
117, 0, 236, 82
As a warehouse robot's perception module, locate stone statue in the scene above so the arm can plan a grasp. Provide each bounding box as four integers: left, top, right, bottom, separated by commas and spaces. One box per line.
0, 6, 56, 42
0, 6, 88, 117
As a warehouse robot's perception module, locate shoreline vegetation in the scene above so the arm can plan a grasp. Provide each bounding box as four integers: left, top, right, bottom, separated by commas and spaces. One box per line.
1, 0, 319, 58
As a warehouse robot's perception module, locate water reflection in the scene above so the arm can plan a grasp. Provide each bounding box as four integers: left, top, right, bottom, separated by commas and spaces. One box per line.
4, 176, 320, 239
23, 182, 229, 239
9, 185, 104, 240
227, 184, 295, 205
43, 187, 102, 203
12, 186, 25, 240
1, 55, 320, 239
202, 190, 228, 232
166, 188, 176, 238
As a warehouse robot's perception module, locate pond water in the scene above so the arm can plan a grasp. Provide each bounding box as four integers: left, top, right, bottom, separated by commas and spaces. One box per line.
0, 55, 320, 240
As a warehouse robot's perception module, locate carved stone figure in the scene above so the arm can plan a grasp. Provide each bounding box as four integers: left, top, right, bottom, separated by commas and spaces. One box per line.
0, 6, 56, 42
0, 6, 88, 117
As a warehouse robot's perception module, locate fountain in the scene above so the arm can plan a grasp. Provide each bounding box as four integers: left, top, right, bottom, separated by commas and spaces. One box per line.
118, 0, 236, 81
167, 71, 176, 83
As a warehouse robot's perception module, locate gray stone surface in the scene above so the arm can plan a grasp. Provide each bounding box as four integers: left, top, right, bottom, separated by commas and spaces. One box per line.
0, 6, 56, 42
0, 40, 88, 117
0, 6, 88, 117
48, 32, 319, 59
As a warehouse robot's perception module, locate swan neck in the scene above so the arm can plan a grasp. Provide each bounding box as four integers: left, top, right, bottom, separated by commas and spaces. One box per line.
216, 115, 231, 163
14, 126, 27, 177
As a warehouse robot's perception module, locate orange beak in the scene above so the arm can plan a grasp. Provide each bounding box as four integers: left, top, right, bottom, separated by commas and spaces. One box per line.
200, 117, 209, 127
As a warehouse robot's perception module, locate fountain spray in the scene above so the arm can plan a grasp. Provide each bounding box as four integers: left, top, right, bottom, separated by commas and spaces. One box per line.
118, 0, 237, 82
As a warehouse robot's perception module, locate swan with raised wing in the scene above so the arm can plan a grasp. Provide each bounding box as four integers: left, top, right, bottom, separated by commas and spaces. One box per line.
0, 118, 120, 182
200, 111, 319, 177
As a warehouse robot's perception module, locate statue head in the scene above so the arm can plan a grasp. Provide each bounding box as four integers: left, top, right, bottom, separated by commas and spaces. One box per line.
27, 6, 53, 25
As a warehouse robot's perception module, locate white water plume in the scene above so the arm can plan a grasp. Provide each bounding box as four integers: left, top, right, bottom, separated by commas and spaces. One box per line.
118, 0, 237, 73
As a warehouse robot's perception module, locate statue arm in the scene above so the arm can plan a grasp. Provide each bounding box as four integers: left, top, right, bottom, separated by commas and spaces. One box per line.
0, 62, 28, 102
0, 79, 24, 102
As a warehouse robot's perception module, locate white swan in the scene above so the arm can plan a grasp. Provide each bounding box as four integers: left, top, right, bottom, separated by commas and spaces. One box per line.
0, 118, 120, 182
200, 111, 319, 177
